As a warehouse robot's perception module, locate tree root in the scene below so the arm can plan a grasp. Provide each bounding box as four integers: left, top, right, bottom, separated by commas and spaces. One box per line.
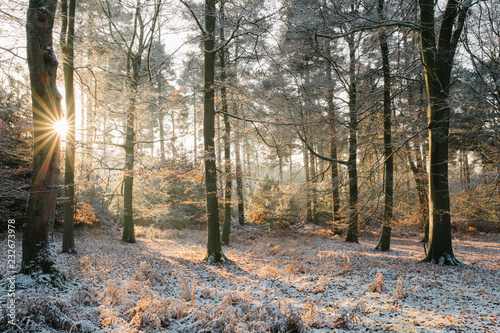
421, 251, 464, 266
20, 251, 67, 289
203, 251, 229, 265
374, 243, 390, 252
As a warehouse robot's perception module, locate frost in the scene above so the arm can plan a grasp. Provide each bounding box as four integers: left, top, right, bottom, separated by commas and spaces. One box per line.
1, 227, 498, 332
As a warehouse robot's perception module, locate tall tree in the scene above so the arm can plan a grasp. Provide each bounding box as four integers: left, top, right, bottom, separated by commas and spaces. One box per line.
157, 30, 166, 163
234, 101, 245, 226
60, 0, 77, 254
325, 42, 341, 227
203, 0, 223, 262
303, 146, 313, 222
309, 146, 319, 225
99, 0, 162, 243
419, 0, 473, 264
180, 0, 225, 262
345, 33, 359, 243
220, 0, 232, 246
375, 0, 394, 251
22, 0, 66, 287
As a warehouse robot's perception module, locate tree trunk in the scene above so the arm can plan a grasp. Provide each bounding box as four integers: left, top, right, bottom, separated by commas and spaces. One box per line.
171, 105, 176, 159
233, 39, 245, 225
235, 131, 245, 225
303, 146, 312, 223
235, 112, 245, 225
419, 0, 471, 265
310, 147, 319, 225
194, 100, 198, 165
278, 149, 284, 185
461, 150, 470, 191
345, 35, 358, 243
61, 0, 77, 254
220, 2, 232, 246
375, 0, 393, 252
216, 114, 222, 183
122, 50, 141, 243
326, 42, 341, 229
122, 86, 137, 243
407, 142, 430, 243
158, 102, 166, 162
330, 127, 340, 225
22, 0, 66, 287
204, 0, 223, 263
158, 40, 166, 163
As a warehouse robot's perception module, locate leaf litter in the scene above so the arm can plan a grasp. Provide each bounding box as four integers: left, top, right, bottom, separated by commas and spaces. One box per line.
0, 225, 499, 332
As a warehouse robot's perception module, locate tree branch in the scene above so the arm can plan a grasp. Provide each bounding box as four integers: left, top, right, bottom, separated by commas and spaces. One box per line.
180, 0, 206, 36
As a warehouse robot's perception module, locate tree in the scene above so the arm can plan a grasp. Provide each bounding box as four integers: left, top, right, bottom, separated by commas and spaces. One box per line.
234, 99, 245, 226
462, 0, 500, 222
22, 0, 66, 287
325, 41, 341, 228
60, 0, 77, 254
99, 0, 163, 243
374, 0, 394, 251
181, 0, 225, 262
203, 0, 224, 262
344, 33, 359, 243
220, 0, 232, 246
419, 0, 473, 265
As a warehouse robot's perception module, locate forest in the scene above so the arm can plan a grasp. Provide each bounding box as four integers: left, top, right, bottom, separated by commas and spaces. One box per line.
0, 0, 499, 332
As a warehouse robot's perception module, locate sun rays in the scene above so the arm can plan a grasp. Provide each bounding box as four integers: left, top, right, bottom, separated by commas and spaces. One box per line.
30, 90, 75, 181
53, 118, 69, 139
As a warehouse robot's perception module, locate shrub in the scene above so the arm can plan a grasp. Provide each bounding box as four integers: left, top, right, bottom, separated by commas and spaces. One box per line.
134, 158, 206, 229
248, 176, 303, 227
75, 202, 101, 227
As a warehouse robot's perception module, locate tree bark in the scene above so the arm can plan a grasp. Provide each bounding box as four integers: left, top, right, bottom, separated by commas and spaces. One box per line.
220, 1, 232, 246
235, 111, 245, 225
310, 147, 319, 225
278, 149, 284, 185
22, 0, 66, 287
407, 142, 430, 243
419, 0, 472, 265
375, 0, 394, 252
122, 66, 138, 243
61, 0, 77, 254
326, 43, 341, 228
235, 132, 245, 225
233, 39, 244, 225
303, 146, 312, 223
158, 31, 166, 163
194, 100, 198, 165
122, 4, 144, 244
345, 35, 359, 243
204, 0, 223, 263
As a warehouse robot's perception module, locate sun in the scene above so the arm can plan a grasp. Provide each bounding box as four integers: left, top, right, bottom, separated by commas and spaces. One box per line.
53, 118, 69, 139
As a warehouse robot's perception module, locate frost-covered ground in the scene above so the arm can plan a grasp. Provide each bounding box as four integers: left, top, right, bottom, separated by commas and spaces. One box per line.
1, 225, 499, 332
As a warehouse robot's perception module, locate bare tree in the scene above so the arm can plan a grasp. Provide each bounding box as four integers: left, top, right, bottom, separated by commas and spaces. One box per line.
99, 0, 163, 243
60, 0, 77, 254
374, 0, 394, 251
22, 0, 66, 287
182, 0, 224, 262
203, 0, 224, 262
220, 0, 232, 246
419, 0, 473, 265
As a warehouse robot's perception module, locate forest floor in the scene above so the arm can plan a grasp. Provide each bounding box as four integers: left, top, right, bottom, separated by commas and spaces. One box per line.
1, 224, 499, 332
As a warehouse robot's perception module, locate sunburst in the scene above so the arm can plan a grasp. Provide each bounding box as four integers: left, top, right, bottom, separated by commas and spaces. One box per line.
53, 118, 69, 139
